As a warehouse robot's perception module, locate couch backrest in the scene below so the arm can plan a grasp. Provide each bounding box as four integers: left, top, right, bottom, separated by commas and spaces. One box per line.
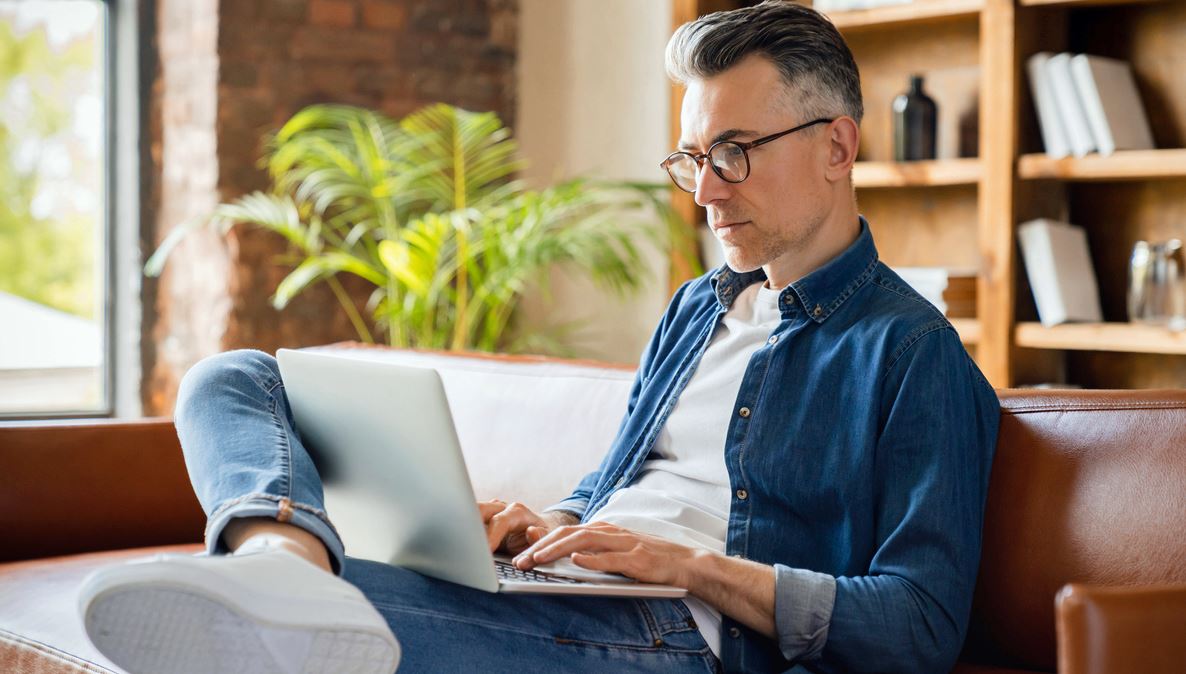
964, 389, 1186, 671
0, 418, 205, 563
313, 346, 636, 511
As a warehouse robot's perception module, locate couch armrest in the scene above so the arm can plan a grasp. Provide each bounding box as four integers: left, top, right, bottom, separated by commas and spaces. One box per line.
1056, 582, 1186, 674
0, 419, 204, 563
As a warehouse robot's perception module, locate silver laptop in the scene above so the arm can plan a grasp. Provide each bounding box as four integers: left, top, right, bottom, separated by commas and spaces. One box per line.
275, 348, 686, 598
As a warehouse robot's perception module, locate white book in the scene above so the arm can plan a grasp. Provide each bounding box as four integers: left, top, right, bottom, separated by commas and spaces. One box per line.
1018, 218, 1102, 327
894, 267, 949, 315
1046, 53, 1096, 158
817, 0, 905, 10
1026, 52, 1071, 159
827, 0, 865, 10
1069, 54, 1154, 156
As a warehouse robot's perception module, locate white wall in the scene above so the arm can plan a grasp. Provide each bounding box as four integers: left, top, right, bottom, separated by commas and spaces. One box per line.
515, 0, 674, 364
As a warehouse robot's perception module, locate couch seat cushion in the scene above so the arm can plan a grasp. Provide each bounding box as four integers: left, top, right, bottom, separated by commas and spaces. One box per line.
0, 544, 202, 673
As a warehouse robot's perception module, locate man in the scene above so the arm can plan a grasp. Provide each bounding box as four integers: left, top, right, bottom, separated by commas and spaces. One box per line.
81, 2, 999, 672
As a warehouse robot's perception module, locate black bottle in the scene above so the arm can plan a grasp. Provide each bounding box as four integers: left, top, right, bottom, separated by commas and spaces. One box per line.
892, 74, 937, 161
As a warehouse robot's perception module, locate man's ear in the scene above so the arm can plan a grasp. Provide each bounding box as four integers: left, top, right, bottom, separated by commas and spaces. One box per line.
823, 117, 860, 183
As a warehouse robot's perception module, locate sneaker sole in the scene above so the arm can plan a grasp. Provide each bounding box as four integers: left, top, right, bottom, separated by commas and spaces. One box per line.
84, 583, 398, 674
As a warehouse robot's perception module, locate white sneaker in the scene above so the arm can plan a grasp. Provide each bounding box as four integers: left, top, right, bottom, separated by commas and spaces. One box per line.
78, 544, 400, 674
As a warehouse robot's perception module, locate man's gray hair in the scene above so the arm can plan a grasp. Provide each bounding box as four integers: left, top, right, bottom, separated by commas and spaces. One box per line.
665, 0, 863, 127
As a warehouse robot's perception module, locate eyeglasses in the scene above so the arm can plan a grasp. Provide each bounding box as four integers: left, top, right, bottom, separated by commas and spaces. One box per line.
660, 118, 834, 193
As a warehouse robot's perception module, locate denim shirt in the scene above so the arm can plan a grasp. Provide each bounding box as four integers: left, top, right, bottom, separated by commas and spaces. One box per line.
549, 217, 1000, 673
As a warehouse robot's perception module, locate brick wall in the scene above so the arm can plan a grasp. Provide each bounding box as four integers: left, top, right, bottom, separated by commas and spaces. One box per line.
141, 0, 518, 415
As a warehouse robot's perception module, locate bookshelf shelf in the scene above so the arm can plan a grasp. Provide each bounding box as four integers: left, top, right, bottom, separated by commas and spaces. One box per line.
825, 0, 983, 32
853, 159, 982, 188
1014, 322, 1186, 354
1018, 0, 1158, 8
950, 318, 981, 345
1017, 149, 1186, 181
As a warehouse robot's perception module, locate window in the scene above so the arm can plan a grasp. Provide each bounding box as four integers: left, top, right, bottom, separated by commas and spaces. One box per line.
0, 0, 110, 417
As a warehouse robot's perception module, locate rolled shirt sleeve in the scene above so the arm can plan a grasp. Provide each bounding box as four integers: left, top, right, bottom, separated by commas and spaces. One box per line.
774, 564, 837, 661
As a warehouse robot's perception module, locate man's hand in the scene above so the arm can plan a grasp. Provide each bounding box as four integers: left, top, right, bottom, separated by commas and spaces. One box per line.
478, 499, 579, 555
512, 520, 780, 639
510, 521, 704, 589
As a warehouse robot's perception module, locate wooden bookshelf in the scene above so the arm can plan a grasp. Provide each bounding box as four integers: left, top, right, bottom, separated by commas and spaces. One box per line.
669, 0, 1186, 388
1011, 0, 1186, 386
951, 318, 981, 345
1018, 149, 1186, 181
1018, 0, 1157, 8
854, 159, 981, 187
1015, 322, 1186, 355
824, 0, 984, 31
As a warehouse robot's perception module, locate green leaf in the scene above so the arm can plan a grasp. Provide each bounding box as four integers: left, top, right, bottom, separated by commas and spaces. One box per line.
378, 239, 430, 296
273, 258, 331, 309
272, 251, 387, 310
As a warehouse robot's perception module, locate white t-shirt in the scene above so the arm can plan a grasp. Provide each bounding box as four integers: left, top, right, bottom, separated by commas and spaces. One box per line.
589, 281, 782, 657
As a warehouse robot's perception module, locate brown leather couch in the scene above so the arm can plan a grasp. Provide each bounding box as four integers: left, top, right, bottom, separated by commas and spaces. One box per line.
2, 363, 1185, 672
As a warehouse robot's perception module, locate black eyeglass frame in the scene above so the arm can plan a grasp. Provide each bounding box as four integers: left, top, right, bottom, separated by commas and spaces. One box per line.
660, 117, 835, 193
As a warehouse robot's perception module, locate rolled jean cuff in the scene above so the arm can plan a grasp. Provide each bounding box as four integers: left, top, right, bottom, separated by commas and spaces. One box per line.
204, 493, 347, 576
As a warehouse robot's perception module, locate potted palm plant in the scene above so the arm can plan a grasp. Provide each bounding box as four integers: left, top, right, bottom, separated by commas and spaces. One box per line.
146, 103, 698, 353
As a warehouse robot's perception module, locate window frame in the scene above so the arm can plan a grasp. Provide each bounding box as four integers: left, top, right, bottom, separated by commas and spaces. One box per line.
0, 0, 139, 421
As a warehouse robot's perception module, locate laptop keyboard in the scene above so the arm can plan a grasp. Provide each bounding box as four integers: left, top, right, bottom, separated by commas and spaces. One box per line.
495, 560, 585, 584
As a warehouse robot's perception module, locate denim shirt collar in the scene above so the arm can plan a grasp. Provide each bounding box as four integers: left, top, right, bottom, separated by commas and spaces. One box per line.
709, 215, 879, 322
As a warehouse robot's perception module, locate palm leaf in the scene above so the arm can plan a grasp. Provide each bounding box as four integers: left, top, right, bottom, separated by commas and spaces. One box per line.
398, 103, 526, 211
145, 192, 315, 277
273, 251, 386, 309
265, 105, 430, 233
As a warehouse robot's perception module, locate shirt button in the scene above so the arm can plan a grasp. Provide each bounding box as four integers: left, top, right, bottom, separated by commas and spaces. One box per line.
767, 335, 778, 345
736, 489, 748, 500
813, 304, 823, 317
729, 627, 742, 638
615, 477, 626, 487
738, 407, 751, 418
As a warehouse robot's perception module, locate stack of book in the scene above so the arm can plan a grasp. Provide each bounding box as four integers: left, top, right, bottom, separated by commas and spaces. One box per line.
894, 268, 977, 318
1027, 52, 1155, 158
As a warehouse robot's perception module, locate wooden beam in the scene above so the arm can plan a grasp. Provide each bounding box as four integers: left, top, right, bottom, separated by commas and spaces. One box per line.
1018, 149, 1186, 181
977, 0, 1019, 386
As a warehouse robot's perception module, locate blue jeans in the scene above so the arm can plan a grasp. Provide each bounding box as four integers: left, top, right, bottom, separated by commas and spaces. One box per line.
174, 349, 720, 673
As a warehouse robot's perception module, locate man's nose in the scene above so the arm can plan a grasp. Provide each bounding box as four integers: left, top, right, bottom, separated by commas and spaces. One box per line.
693, 162, 732, 207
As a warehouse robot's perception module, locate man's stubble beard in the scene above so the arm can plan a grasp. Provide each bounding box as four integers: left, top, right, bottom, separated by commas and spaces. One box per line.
721, 211, 827, 277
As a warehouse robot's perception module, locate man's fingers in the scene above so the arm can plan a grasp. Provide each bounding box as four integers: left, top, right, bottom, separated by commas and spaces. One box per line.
517, 528, 631, 568
525, 526, 547, 544
513, 524, 579, 565
484, 502, 543, 553
537, 529, 628, 560
518, 521, 614, 558
477, 500, 507, 523
485, 515, 510, 552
